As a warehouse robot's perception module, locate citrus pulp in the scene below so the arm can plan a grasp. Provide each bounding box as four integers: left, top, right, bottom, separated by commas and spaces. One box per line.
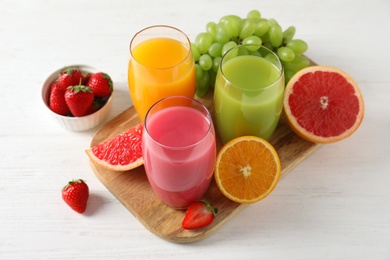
214, 136, 281, 204
283, 66, 364, 143
86, 123, 143, 171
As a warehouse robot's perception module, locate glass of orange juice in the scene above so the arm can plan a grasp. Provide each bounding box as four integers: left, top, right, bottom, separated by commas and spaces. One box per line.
128, 25, 196, 122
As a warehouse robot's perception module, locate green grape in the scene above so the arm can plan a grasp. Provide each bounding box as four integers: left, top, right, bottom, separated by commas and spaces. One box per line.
267, 18, 279, 26
247, 10, 261, 20
264, 53, 280, 67
269, 24, 283, 47
254, 20, 270, 37
219, 14, 241, 24
208, 69, 217, 89
206, 22, 217, 40
238, 46, 250, 56
212, 56, 222, 72
284, 70, 295, 84
277, 46, 295, 62
196, 86, 209, 98
216, 21, 225, 32
195, 32, 213, 54
215, 30, 230, 44
199, 54, 213, 71
283, 26, 296, 42
286, 39, 308, 55
191, 43, 201, 62
195, 64, 203, 81
239, 19, 256, 39
249, 50, 261, 57
242, 36, 262, 51
262, 42, 273, 51
196, 68, 210, 97
208, 42, 223, 58
283, 55, 310, 72
259, 47, 269, 56
222, 16, 241, 38
197, 68, 209, 87
193, 9, 309, 96
222, 41, 238, 56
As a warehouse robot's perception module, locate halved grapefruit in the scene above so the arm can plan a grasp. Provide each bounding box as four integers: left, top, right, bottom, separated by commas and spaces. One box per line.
86, 123, 144, 171
283, 66, 364, 143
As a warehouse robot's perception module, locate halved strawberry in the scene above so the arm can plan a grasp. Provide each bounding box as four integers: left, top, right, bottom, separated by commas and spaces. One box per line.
182, 199, 218, 230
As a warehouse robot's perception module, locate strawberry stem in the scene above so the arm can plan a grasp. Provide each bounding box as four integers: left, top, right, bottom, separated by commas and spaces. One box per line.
67, 84, 92, 94
200, 199, 218, 215
62, 179, 85, 190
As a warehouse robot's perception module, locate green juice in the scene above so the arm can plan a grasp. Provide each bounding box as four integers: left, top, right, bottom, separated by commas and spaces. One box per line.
214, 55, 284, 144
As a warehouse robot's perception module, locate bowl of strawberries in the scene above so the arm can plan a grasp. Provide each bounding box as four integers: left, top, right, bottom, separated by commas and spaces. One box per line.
42, 64, 113, 131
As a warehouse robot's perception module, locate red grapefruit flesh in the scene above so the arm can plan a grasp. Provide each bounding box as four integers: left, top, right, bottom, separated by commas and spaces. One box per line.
283, 66, 364, 143
86, 123, 143, 171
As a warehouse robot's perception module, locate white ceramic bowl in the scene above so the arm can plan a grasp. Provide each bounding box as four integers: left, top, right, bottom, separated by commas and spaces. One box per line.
41, 64, 113, 131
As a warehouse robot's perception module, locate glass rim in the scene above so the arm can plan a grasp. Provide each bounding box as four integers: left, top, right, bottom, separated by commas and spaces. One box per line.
219, 44, 284, 92
144, 95, 213, 150
129, 25, 192, 70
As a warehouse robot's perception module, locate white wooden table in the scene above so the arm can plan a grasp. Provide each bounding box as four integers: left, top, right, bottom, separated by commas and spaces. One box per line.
1, 0, 389, 259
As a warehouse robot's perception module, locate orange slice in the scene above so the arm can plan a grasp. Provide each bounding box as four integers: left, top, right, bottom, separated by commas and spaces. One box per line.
283, 66, 364, 143
215, 136, 281, 204
86, 123, 143, 171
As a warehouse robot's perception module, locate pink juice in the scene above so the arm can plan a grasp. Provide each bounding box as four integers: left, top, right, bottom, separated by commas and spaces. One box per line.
143, 106, 216, 209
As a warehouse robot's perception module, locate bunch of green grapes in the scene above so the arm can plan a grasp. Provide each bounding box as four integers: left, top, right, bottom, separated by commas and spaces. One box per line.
192, 9, 310, 97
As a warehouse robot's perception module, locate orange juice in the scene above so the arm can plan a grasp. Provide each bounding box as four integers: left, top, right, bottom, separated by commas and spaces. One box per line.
128, 37, 195, 122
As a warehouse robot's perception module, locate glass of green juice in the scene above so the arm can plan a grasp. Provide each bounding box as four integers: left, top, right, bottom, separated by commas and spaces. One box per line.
214, 45, 285, 144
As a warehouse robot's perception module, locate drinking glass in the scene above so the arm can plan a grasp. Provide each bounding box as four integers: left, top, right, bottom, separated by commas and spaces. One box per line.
128, 25, 195, 122
214, 45, 285, 144
143, 96, 216, 209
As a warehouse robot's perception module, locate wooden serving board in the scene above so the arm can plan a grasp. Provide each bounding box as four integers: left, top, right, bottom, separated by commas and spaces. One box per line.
88, 79, 321, 244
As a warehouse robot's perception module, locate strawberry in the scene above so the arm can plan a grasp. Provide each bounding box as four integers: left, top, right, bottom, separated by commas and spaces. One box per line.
86, 72, 113, 97
57, 68, 85, 91
182, 199, 218, 230
84, 72, 92, 84
83, 100, 100, 116
62, 179, 89, 214
64, 84, 94, 117
49, 81, 70, 116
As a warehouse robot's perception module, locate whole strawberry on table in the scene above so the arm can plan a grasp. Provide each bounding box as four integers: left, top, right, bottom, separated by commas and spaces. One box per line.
49, 67, 113, 117
62, 179, 89, 214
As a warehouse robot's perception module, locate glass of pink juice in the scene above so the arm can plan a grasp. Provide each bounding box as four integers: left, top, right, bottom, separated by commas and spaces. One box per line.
143, 96, 216, 209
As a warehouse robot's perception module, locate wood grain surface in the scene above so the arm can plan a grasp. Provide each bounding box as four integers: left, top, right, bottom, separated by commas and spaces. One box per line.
88, 89, 321, 243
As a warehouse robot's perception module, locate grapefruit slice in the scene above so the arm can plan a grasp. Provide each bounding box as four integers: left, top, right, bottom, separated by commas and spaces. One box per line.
283, 66, 364, 143
214, 136, 281, 204
86, 123, 143, 171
